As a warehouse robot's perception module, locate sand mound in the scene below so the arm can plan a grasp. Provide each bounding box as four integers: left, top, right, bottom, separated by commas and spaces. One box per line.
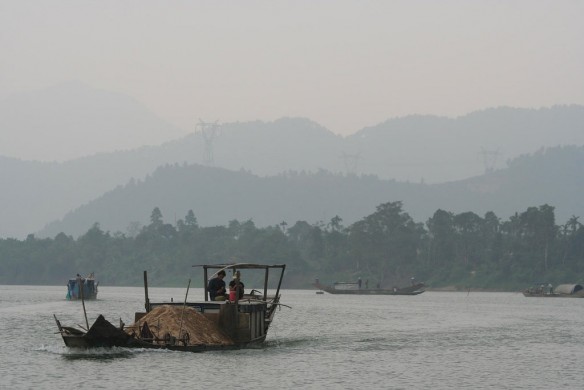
125, 305, 234, 346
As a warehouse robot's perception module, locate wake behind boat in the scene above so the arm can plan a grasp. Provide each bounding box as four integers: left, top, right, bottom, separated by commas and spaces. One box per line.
54, 263, 287, 352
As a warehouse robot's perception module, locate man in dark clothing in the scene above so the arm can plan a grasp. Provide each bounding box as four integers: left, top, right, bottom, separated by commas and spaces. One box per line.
208, 270, 226, 301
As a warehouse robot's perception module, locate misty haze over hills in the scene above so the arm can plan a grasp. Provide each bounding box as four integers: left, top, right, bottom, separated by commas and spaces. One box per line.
1, 83, 584, 239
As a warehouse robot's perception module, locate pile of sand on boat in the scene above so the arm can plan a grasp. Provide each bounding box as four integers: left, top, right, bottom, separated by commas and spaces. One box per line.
124, 305, 234, 346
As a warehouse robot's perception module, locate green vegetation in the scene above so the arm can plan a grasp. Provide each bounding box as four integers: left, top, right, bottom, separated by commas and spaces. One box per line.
1, 202, 583, 291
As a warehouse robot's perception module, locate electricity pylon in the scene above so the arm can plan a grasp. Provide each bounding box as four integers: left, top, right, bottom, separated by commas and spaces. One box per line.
480, 147, 501, 173
196, 120, 220, 165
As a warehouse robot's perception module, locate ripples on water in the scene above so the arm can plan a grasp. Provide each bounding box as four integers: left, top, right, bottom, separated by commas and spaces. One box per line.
1, 285, 584, 389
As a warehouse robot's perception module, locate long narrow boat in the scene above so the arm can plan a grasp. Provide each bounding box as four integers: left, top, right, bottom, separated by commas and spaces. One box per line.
523, 283, 584, 298
54, 263, 287, 352
314, 280, 425, 295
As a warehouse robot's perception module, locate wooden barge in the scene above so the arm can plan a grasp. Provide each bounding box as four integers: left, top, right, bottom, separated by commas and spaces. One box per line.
523, 283, 584, 298
54, 263, 286, 352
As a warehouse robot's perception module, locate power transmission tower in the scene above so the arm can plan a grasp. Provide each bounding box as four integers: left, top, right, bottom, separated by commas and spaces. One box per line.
196, 120, 220, 165
340, 152, 360, 174
480, 148, 501, 173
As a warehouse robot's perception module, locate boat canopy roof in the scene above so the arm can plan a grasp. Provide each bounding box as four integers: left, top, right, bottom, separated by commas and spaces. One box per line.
193, 263, 286, 271
555, 284, 584, 295
194, 262, 286, 302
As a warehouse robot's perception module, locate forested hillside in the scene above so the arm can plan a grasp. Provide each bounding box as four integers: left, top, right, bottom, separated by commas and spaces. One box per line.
2, 201, 583, 291
38, 145, 584, 239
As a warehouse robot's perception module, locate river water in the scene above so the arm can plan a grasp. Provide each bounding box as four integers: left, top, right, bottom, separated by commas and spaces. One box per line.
1, 285, 583, 389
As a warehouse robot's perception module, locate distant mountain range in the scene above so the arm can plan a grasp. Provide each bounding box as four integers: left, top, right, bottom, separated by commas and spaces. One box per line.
125, 104, 584, 184
1, 82, 583, 238
2, 82, 584, 181
0, 81, 186, 161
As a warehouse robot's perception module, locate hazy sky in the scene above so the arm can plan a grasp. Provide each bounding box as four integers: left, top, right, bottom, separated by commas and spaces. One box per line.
1, 0, 583, 136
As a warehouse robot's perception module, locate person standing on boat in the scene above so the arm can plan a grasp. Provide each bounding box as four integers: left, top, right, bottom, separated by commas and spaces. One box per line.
208, 270, 227, 301
229, 271, 245, 300
358, 277, 362, 289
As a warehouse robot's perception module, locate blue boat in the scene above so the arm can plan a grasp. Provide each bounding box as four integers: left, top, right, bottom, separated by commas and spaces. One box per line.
66, 273, 98, 300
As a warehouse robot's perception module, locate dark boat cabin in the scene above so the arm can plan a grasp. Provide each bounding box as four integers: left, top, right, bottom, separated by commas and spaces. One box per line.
67, 276, 98, 300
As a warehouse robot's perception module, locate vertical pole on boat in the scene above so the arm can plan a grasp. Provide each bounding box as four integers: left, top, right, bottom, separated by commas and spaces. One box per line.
203, 266, 209, 301
79, 277, 90, 331
233, 270, 239, 337
263, 268, 269, 301
274, 265, 286, 301
143, 270, 150, 312
178, 278, 191, 341
234, 268, 239, 305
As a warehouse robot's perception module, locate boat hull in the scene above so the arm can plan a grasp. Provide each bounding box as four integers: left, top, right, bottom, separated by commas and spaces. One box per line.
523, 292, 584, 298
57, 314, 266, 352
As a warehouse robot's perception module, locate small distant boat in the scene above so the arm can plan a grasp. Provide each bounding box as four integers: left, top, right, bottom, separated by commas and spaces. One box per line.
55, 263, 287, 352
523, 283, 584, 298
316, 290, 325, 295
314, 279, 425, 295
66, 273, 98, 300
